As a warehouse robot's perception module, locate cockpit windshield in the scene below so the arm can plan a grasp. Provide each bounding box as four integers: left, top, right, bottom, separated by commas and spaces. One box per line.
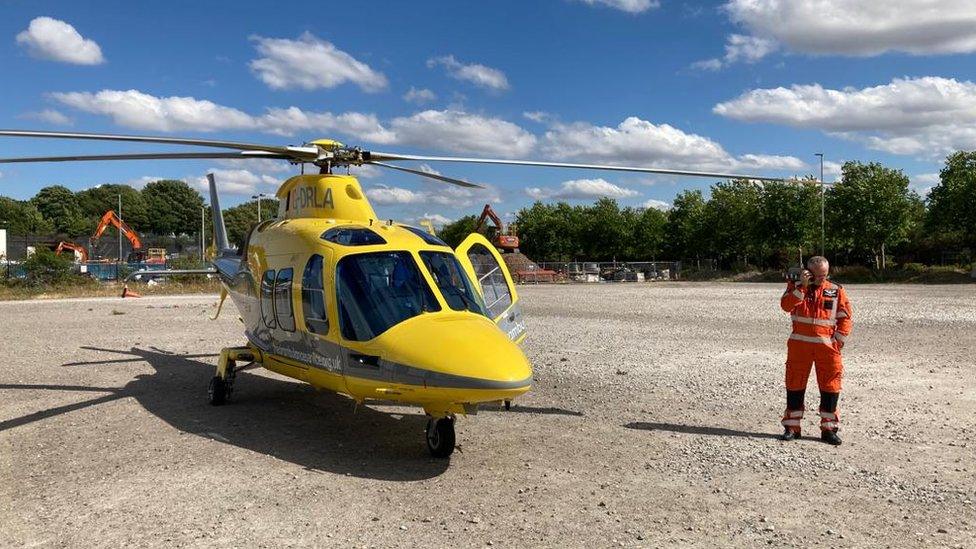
336, 251, 441, 341
419, 251, 486, 315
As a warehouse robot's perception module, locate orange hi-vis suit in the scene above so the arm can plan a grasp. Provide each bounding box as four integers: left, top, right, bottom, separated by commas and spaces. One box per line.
779, 279, 852, 434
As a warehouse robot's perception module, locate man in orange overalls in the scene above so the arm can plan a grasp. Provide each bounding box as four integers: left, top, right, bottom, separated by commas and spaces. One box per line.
779, 256, 852, 445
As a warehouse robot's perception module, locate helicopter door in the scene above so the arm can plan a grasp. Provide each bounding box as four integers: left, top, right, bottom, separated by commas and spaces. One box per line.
455, 234, 526, 343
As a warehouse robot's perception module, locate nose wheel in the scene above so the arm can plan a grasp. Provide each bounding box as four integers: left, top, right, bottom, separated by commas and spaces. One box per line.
425, 417, 456, 458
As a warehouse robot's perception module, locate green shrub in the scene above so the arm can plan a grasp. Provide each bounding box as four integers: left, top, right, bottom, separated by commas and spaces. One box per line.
23, 247, 76, 286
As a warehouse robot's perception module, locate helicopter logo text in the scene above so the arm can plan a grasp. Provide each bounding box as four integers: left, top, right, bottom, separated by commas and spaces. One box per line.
292, 186, 334, 210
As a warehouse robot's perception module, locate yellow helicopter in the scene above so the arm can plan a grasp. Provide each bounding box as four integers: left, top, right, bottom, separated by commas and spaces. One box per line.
0, 129, 791, 457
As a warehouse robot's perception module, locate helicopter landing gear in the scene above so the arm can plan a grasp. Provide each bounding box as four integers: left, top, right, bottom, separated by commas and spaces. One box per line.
208, 375, 229, 405
504, 399, 512, 411
425, 416, 456, 458
209, 346, 259, 406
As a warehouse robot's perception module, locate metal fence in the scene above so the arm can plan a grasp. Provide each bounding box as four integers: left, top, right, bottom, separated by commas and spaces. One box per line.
516, 261, 681, 284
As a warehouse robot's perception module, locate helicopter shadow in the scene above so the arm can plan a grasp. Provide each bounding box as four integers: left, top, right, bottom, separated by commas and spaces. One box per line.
624, 422, 781, 440
3, 346, 451, 481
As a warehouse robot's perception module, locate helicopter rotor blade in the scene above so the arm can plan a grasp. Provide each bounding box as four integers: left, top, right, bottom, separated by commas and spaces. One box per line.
0, 129, 318, 158
369, 161, 484, 188
366, 152, 792, 182
0, 151, 294, 163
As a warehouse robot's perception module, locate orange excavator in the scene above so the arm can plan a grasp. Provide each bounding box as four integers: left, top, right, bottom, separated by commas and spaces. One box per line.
54, 241, 89, 263
91, 210, 166, 264
475, 204, 519, 252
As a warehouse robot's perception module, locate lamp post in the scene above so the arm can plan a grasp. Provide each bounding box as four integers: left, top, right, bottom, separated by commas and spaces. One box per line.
251, 193, 271, 222
814, 153, 825, 255
117, 193, 123, 280
200, 206, 206, 261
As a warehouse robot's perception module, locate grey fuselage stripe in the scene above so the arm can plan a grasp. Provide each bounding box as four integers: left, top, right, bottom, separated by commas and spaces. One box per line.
245, 333, 531, 391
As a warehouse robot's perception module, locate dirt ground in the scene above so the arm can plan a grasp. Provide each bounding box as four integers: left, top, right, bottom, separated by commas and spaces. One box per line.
1, 283, 974, 548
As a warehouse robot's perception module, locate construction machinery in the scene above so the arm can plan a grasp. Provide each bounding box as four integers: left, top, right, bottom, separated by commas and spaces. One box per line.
90, 210, 166, 264
54, 241, 89, 263
475, 204, 519, 252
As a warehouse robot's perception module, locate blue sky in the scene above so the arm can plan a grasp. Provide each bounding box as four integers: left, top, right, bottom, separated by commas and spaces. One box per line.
2, 0, 976, 226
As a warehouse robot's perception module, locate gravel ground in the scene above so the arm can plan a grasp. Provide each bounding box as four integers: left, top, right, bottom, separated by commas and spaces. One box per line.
1, 283, 974, 548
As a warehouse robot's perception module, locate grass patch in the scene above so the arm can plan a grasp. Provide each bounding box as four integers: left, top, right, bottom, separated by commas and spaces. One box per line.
0, 279, 221, 301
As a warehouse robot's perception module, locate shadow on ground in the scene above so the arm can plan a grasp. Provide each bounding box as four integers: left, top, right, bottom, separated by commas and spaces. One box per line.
3, 346, 456, 481
624, 421, 781, 440
1, 346, 585, 480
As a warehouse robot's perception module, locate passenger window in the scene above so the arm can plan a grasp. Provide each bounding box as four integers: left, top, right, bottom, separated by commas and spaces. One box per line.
302, 255, 329, 334
467, 243, 513, 319
274, 268, 295, 332
261, 269, 276, 328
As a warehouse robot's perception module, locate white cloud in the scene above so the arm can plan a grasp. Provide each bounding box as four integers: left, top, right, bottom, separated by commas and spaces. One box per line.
50, 89, 255, 132
912, 172, 939, 185
642, 198, 671, 210
526, 178, 639, 201
418, 213, 453, 226
192, 168, 279, 196
523, 111, 553, 123
366, 181, 501, 209
215, 157, 292, 173
690, 58, 724, 71
48, 90, 537, 158
911, 172, 940, 196
714, 76, 976, 157
249, 32, 387, 92
725, 0, 976, 57
692, 34, 778, 70
20, 109, 73, 126
16, 17, 104, 65
542, 116, 805, 172
577, 0, 659, 13
366, 185, 426, 205
427, 55, 510, 92
258, 107, 396, 142
823, 161, 844, 179
389, 110, 535, 157
348, 164, 384, 179
404, 87, 437, 104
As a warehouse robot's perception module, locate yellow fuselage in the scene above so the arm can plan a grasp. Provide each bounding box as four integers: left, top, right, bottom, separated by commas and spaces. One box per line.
220, 174, 531, 417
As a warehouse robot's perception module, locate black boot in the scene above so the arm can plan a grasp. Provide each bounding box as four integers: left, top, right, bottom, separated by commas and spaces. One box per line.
821, 430, 842, 446
780, 429, 799, 441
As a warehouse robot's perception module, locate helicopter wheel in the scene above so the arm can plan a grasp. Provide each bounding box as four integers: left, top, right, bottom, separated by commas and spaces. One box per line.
425, 417, 456, 458
208, 376, 230, 406
504, 400, 512, 411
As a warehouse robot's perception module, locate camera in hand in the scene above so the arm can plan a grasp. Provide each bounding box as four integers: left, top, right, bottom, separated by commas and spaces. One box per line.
786, 267, 805, 282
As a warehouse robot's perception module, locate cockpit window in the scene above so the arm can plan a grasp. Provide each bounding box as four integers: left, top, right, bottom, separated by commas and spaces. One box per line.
336, 251, 441, 341
402, 225, 450, 247
321, 226, 386, 246
419, 251, 486, 315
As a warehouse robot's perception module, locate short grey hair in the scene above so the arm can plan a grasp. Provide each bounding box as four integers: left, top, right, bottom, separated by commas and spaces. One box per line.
807, 256, 829, 269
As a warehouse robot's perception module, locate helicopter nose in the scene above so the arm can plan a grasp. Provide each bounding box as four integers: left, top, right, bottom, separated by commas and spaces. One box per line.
376, 312, 533, 392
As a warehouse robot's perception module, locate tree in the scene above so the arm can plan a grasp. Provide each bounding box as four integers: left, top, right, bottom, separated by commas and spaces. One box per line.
222, 199, 279, 249
664, 190, 707, 261
30, 185, 88, 236
702, 180, 763, 268
926, 151, 976, 249
515, 202, 583, 261
756, 180, 821, 267
75, 184, 149, 234
141, 180, 205, 236
828, 161, 915, 269
629, 205, 668, 260
438, 215, 478, 249
577, 198, 628, 261
0, 197, 55, 236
